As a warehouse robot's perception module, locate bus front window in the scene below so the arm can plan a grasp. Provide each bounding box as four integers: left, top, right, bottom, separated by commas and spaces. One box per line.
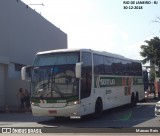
31, 66, 79, 98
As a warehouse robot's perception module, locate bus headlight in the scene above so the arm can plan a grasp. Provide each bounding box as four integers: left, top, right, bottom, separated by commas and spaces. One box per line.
67, 100, 80, 106
31, 102, 39, 106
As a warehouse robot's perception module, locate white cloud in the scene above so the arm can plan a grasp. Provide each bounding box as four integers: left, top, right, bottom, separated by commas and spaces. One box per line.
120, 36, 153, 61
68, 23, 130, 55
121, 31, 129, 42
123, 41, 144, 60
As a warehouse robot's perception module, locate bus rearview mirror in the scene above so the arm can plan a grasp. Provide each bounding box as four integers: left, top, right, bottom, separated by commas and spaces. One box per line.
21, 65, 32, 81
75, 62, 83, 78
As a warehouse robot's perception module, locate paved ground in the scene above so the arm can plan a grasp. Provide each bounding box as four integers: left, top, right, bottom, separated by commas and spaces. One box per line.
0, 95, 159, 136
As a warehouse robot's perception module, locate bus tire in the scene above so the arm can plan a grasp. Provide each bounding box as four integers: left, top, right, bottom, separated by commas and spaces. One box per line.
131, 93, 136, 107
94, 98, 103, 117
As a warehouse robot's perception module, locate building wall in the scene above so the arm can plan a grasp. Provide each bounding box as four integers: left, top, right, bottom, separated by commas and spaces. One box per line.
0, 0, 67, 65
0, 65, 6, 107
6, 78, 30, 110
0, 0, 67, 109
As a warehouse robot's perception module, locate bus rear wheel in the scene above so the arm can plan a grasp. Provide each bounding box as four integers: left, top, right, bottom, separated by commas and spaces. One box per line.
131, 93, 136, 107
94, 98, 103, 117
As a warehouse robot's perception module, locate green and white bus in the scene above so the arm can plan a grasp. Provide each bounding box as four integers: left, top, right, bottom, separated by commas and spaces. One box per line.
21, 49, 144, 119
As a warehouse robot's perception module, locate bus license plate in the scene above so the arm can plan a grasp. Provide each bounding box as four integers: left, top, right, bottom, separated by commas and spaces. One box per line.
48, 110, 57, 114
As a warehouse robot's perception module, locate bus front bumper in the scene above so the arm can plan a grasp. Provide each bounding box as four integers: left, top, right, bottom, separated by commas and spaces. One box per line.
31, 104, 81, 119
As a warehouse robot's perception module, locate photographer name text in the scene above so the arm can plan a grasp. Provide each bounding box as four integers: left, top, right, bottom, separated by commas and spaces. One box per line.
136, 128, 159, 133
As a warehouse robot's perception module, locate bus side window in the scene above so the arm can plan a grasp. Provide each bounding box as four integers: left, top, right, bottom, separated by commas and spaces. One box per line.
81, 52, 92, 99
104, 57, 113, 75
93, 54, 104, 75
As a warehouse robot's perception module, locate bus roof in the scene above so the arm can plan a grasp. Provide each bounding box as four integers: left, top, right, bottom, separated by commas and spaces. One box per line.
36, 48, 140, 63
37, 48, 82, 55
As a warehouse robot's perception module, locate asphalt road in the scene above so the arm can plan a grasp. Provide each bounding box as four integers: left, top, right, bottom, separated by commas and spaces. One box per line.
0, 99, 160, 135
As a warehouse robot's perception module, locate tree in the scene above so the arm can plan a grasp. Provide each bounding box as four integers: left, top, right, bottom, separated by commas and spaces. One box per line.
140, 37, 160, 82
140, 36, 160, 65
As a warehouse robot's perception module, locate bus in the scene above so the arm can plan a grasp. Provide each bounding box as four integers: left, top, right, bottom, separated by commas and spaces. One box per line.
21, 48, 144, 119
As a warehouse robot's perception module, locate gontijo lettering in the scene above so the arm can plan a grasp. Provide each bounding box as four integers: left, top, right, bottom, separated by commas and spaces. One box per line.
96, 76, 116, 88
100, 78, 115, 86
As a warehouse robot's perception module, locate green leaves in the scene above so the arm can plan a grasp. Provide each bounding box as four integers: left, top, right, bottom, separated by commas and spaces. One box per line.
140, 37, 160, 65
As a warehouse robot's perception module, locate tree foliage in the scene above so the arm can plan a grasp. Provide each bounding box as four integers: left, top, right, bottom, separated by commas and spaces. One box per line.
140, 37, 160, 65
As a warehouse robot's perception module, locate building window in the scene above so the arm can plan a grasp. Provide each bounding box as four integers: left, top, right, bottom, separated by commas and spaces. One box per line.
15, 63, 25, 71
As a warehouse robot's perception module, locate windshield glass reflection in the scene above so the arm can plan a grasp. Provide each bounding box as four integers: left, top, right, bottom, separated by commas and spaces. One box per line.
31, 65, 79, 98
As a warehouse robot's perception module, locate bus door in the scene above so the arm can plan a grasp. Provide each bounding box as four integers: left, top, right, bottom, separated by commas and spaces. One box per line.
80, 52, 92, 115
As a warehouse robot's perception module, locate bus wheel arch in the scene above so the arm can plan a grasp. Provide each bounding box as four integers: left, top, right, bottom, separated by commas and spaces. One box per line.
94, 97, 103, 117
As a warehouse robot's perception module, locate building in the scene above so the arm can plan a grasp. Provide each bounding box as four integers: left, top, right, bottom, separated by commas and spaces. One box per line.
0, 0, 67, 110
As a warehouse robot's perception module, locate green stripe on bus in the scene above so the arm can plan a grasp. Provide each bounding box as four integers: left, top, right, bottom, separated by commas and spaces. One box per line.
94, 76, 143, 88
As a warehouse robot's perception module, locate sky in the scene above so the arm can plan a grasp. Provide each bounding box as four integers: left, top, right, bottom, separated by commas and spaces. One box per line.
21, 0, 160, 61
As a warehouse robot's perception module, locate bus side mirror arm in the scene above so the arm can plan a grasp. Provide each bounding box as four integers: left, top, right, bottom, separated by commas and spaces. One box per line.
75, 62, 83, 79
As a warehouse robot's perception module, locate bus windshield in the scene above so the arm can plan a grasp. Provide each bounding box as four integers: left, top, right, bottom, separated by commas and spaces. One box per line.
31, 66, 79, 98
31, 52, 79, 98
